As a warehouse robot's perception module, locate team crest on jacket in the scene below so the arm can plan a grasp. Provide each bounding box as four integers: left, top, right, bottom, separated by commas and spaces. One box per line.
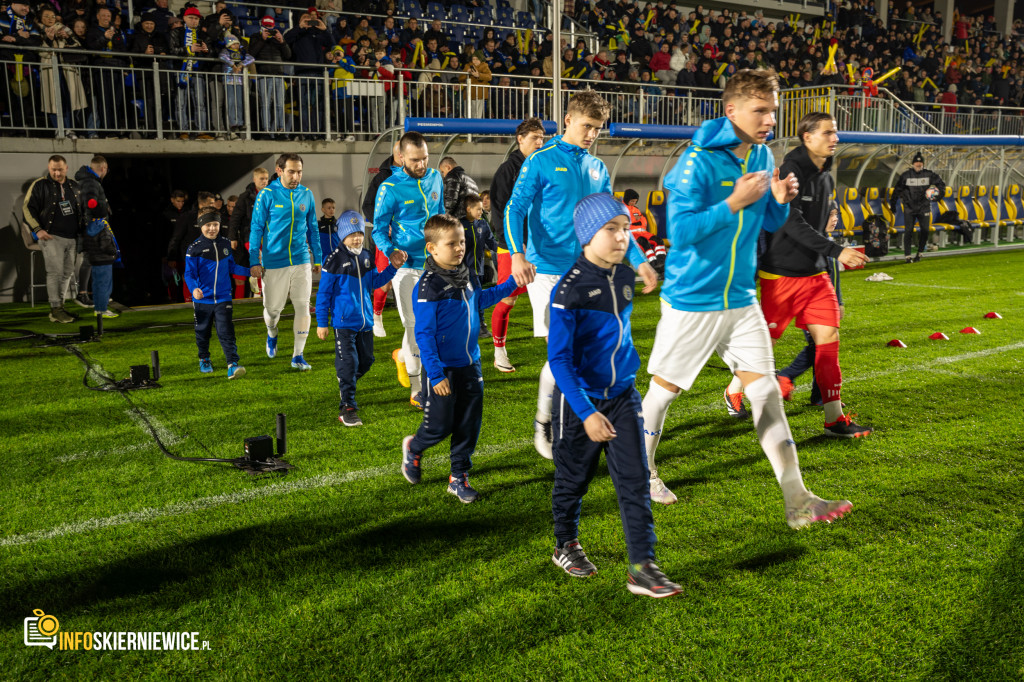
364, 258, 370, 268
622, 285, 633, 301
590, 169, 600, 181
223, 248, 229, 255
431, 192, 439, 201
299, 203, 306, 212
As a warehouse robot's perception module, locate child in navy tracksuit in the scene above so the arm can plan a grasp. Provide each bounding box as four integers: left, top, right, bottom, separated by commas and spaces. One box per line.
185, 211, 251, 378
400, 214, 519, 503
316, 210, 402, 426
460, 193, 497, 281
547, 193, 681, 598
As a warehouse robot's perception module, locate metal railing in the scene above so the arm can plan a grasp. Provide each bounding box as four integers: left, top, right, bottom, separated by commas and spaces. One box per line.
6, 47, 1024, 141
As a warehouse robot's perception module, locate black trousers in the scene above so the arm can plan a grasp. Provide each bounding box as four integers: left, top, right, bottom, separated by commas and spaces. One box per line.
905, 213, 930, 255
333, 327, 374, 409
193, 301, 238, 364
409, 362, 484, 477
551, 385, 656, 565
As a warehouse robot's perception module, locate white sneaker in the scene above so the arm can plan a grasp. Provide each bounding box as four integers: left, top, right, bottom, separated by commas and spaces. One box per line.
494, 345, 515, 372
534, 419, 553, 460
785, 492, 852, 529
372, 313, 386, 337
649, 476, 677, 505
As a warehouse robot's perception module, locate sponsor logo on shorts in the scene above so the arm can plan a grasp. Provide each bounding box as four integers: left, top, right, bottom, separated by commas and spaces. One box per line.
768, 322, 777, 328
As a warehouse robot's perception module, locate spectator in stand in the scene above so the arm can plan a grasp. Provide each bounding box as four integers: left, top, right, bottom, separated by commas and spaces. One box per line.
399, 17, 422, 53
367, 41, 395, 132
219, 35, 254, 139
169, 6, 214, 140
438, 157, 480, 219
229, 167, 270, 298
650, 41, 675, 84
149, 0, 175, 34
286, 11, 333, 138
130, 11, 168, 134
352, 17, 378, 45
249, 16, 291, 139
462, 53, 492, 119
423, 19, 447, 49
86, 6, 129, 135
38, 6, 87, 139
24, 155, 85, 323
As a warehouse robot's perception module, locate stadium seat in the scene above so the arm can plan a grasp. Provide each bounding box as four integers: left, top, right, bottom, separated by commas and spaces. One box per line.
426, 2, 445, 20
472, 7, 492, 24
450, 24, 467, 44
405, 2, 423, 18
988, 186, 1019, 241
517, 11, 535, 28
926, 194, 958, 247
645, 190, 667, 238
958, 186, 990, 243
451, 4, 469, 20
863, 187, 893, 228
1006, 185, 1024, 240
976, 185, 1015, 242
839, 188, 867, 240
496, 8, 514, 26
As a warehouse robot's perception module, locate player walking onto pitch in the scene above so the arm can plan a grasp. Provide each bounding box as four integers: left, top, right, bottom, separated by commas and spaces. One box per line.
889, 151, 946, 263
248, 153, 322, 371
488, 117, 546, 373
372, 131, 445, 409
740, 112, 872, 438
504, 91, 658, 460
640, 70, 853, 529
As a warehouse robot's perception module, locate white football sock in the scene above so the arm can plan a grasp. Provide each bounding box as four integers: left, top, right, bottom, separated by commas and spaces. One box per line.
744, 375, 808, 503
293, 304, 310, 356
727, 374, 743, 395
536, 362, 555, 422
641, 380, 678, 478
824, 400, 843, 423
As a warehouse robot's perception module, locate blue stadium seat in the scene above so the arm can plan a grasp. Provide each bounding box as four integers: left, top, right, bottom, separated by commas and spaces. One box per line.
496, 8, 514, 26
863, 187, 892, 226
1007, 184, 1024, 227
472, 7, 492, 24
497, 28, 513, 41
516, 11, 535, 28
426, 2, 445, 20
958, 186, 990, 242
645, 190, 667, 238
449, 24, 467, 44
405, 1, 423, 18
839, 188, 867, 239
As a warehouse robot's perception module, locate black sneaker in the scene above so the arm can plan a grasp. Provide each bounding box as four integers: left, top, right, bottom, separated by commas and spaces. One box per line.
723, 389, 749, 420
552, 539, 597, 578
824, 414, 873, 438
48, 307, 74, 324
74, 293, 94, 308
627, 562, 682, 598
912, 253, 922, 263
905, 257, 914, 264
339, 407, 362, 427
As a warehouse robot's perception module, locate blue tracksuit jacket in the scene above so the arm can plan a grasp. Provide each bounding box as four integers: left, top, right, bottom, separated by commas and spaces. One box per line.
548, 256, 640, 422
248, 178, 323, 269
316, 246, 397, 332
184, 235, 251, 304
318, 215, 341, 261
662, 117, 789, 311
503, 135, 646, 276
372, 167, 445, 270
414, 269, 519, 383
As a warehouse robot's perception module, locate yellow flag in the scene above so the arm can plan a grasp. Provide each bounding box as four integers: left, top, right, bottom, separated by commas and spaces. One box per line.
690, 19, 699, 34
923, 77, 937, 90
813, 25, 820, 44
644, 9, 654, 29
914, 23, 927, 45
715, 62, 728, 80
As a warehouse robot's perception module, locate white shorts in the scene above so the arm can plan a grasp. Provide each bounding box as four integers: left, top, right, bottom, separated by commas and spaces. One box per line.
526, 273, 561, 337
392, 266, 424, 329
647, 301, 776, 390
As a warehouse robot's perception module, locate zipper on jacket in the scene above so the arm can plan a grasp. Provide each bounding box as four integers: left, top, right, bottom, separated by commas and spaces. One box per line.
461, 289, 472, 364
288, 189, 295, 266
212, 239, 220, 304
606, 267, 623, 399
723, 150, 752, 309
355, 251, 366, 330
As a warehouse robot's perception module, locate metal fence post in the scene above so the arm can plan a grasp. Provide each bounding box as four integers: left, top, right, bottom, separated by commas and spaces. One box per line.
243, 68, 251, 140
323, 69, 331, 140
528, 80, 534, 118
398, 71, 405, 128
51, 52, 65, 139
153, 60, 163, 139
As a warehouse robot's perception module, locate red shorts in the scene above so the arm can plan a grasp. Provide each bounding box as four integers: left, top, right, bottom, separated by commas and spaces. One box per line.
496, 249, 527, 296
375, 248, 389, 272
759, 272, 840, 339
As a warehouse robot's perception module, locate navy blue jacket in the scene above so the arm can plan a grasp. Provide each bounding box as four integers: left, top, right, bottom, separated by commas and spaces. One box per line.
316, 246, 397, 331
185, 235, 250, 304
461, 217, 497, 278
414, 269, 518, 383
548, 256, 640, 421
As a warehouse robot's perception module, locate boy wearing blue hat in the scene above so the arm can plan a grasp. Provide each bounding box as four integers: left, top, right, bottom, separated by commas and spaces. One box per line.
547, 193, 681, 598
316, 210, 405, 426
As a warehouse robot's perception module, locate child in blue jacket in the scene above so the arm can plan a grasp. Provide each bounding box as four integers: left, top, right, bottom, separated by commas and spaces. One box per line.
316, 211, 404, 426
400, 214, 519, 503
184, 211, 251, 379
547, 193, 681, 599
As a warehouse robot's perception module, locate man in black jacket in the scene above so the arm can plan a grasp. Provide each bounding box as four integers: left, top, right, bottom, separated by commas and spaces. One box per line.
74, 155, 114, 312
285, 12, 332, 137
23, 155, 84, 322
249, 16, 292, 138
487, 117, 545, 373
86, 6, 129, 133
890, 151, 946, 263
169, 7, 215, 139
363, 141, 402, 338
743, 112, 870, 439
438, 157, 479, 219
130, 12, 168, 133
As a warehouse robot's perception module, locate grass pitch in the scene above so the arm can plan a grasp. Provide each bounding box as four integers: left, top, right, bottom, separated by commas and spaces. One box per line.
1, 250, 1023, 681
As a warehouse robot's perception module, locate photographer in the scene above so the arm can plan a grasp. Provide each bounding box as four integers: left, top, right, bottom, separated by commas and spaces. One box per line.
248, 16, 291, 139
285, 10, 333, 138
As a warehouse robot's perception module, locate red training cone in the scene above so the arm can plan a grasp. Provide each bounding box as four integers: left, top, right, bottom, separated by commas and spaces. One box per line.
984, 312, 1002, 319
887, 339, 907, 347
960, 327, 981, 334
929, 332, 950, 340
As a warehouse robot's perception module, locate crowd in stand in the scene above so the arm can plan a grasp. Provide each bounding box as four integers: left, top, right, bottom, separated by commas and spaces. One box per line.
5, 0, 1024, 138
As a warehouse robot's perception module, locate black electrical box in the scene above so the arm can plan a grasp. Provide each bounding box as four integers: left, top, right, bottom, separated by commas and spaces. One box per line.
129, 365, 150, 384
244, 435, 274, 462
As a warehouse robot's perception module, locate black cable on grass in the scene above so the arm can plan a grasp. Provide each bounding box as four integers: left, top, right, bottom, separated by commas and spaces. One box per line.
5, 325, 291, 474
0, 314, 272, 344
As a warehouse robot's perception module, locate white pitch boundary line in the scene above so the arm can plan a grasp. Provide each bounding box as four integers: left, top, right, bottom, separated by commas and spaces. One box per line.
56, 409, 184, 463
881, 282, 969, 291
8, 341, 1024, 548
1, 437, 533, 548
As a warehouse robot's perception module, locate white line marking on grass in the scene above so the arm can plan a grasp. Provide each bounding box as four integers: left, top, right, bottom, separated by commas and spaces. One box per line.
882, 282, 969, 291
57, 409, 183, 463
1, 438, 533, 548
932, 341, 1024, 365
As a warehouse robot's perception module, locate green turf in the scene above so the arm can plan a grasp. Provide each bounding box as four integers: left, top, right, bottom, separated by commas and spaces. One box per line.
1, 251, 1023, 681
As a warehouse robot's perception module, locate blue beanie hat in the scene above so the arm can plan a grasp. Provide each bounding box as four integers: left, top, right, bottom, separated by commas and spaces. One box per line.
574, 193, 630, 246
335, 210, 365, 243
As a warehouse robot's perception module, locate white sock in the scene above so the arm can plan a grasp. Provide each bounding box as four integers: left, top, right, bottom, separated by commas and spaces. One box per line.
536, 362, 555, 422
641, 381, 678, 479
293, 305, 310, 356
727, 374, 743, 395
373, 313, 383, 325
824, 400, 843, 423
403, 328, 421, 377
744, 375, 807, 503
